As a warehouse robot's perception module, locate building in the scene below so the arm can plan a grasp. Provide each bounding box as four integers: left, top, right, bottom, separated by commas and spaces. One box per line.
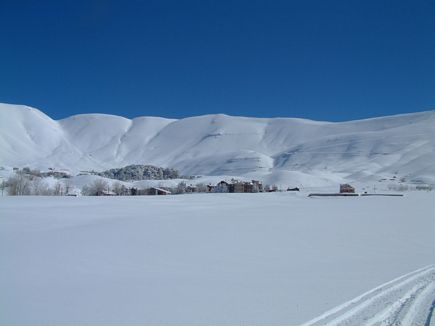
251, 180, 263, 192
215, 181, 230, 193
186, 185, 197, 193
66, 189, 81, 196
128, 187, 171, 195
340, 184, 355, 193
148, 187, 171, 195
231, 182, 245, 193
101, 190, 116, 196
215, 180, 263, 193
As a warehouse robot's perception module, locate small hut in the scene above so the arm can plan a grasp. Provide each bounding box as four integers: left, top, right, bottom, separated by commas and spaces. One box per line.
340, 184, 355, 193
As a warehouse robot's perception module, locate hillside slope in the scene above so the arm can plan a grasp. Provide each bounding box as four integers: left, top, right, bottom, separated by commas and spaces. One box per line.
1, 103, 434, 184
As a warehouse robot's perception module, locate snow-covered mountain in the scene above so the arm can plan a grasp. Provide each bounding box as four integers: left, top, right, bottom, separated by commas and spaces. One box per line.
1, 103, 435, 185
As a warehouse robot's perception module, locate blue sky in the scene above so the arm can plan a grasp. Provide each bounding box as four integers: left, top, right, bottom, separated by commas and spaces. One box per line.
0, 0, 434, 121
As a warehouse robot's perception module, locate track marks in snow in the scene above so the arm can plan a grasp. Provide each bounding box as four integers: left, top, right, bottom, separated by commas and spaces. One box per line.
300, 265, 435, 326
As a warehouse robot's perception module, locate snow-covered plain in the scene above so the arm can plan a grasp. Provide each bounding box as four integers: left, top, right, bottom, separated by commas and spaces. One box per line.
1, 193, 434, 325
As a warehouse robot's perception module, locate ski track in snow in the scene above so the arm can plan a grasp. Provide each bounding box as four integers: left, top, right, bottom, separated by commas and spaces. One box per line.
300, 265, 435, 326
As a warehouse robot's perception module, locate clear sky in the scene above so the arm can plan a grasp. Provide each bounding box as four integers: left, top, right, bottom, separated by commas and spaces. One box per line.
0, 0, 434, 121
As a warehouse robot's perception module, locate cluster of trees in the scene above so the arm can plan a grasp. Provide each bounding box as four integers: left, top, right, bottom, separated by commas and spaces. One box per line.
81, 180, 205, 196
5, 173, 71, 196
81, 180, 131, 196
97, 164, 182, 181
80, 180, 209, 196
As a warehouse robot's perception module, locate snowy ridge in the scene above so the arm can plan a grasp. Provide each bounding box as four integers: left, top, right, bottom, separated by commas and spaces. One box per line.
1, 103, 435, 185
300, 265, 435, 326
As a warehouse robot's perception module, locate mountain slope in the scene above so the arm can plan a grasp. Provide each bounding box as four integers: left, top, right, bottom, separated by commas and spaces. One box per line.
1, 103, 434, 184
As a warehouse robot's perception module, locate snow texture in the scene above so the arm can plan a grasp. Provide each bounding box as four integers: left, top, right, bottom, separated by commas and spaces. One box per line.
0, 192, 434, 325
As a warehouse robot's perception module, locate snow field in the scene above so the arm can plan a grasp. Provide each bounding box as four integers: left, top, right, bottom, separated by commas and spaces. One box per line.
0, 192, 434, 325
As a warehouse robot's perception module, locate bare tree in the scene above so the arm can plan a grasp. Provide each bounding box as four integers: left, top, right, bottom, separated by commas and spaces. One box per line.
195, 183, 208, 193
7, 174, 32, 195
0, 179, 6, 196
175, 181, 187, 194
112, 182, 125, 195
53, 181, 65, 196
64, 179, 72, 195
82, 179, 110, 196
31, 178, 52, 195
